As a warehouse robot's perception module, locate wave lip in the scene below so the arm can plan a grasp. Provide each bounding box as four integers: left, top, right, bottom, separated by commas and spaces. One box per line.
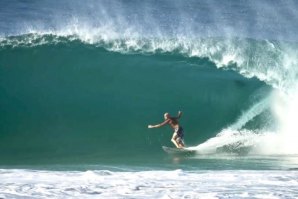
2, 33, 297, 90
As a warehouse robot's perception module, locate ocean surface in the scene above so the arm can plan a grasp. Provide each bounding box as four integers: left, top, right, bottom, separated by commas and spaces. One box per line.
1, 0, 298, 198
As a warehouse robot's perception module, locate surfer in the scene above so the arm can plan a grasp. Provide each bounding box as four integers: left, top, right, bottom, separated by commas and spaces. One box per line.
148, 111, 185, 148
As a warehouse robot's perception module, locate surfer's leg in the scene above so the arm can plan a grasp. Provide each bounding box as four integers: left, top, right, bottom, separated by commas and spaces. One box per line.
171, 133, 180, 148
176, 137, 185, 148
174, 127, 185, 148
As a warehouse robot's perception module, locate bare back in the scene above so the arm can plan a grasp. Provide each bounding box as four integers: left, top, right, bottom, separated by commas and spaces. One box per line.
167, 117, 179, 129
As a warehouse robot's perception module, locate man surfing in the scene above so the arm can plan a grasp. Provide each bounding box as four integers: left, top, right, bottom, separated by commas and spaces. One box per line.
148, 111, 185, 148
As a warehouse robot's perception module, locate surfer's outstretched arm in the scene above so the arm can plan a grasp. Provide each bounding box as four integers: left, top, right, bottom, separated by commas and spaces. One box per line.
148, 119, 169, 128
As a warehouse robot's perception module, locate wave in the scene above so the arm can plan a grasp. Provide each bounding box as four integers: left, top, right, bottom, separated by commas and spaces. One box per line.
1, 32, 298, 160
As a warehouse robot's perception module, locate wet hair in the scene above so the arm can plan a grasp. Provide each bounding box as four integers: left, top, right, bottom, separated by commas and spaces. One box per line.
164, 113, 170, 118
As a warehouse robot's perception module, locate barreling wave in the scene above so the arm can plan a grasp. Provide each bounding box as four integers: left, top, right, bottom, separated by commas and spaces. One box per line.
1, 31, 298, 162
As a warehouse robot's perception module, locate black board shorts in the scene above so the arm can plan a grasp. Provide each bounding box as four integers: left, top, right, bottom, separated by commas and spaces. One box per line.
174, 127, 184, 144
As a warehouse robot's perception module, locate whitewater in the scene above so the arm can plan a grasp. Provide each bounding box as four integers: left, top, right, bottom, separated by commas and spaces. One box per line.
0, 169, 297, 199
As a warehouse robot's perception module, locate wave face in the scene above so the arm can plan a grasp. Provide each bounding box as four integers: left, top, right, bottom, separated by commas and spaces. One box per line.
1, 1, 298, 164
0, 35, 268, 163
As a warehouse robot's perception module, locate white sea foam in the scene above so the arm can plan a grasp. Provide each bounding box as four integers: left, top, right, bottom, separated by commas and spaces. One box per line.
190, 89, 298, 155
187, 129, 260, 154
187, 38, 298, 155
0, 169, 297, 199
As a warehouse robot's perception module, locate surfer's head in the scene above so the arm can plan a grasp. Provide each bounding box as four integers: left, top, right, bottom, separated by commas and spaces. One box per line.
164, 113, 170, 119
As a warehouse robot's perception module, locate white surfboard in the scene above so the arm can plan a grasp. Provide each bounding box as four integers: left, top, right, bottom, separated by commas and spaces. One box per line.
162, 146, 196, 155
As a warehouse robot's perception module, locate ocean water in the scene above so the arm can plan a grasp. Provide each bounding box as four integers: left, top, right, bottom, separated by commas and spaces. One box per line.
1, 0, 298, 198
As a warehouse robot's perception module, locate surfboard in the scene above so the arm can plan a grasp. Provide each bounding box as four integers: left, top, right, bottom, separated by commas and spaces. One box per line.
162, 146, 196, 155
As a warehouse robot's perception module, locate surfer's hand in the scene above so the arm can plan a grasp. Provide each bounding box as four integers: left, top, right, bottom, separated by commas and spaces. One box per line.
148, 125, 154, 128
